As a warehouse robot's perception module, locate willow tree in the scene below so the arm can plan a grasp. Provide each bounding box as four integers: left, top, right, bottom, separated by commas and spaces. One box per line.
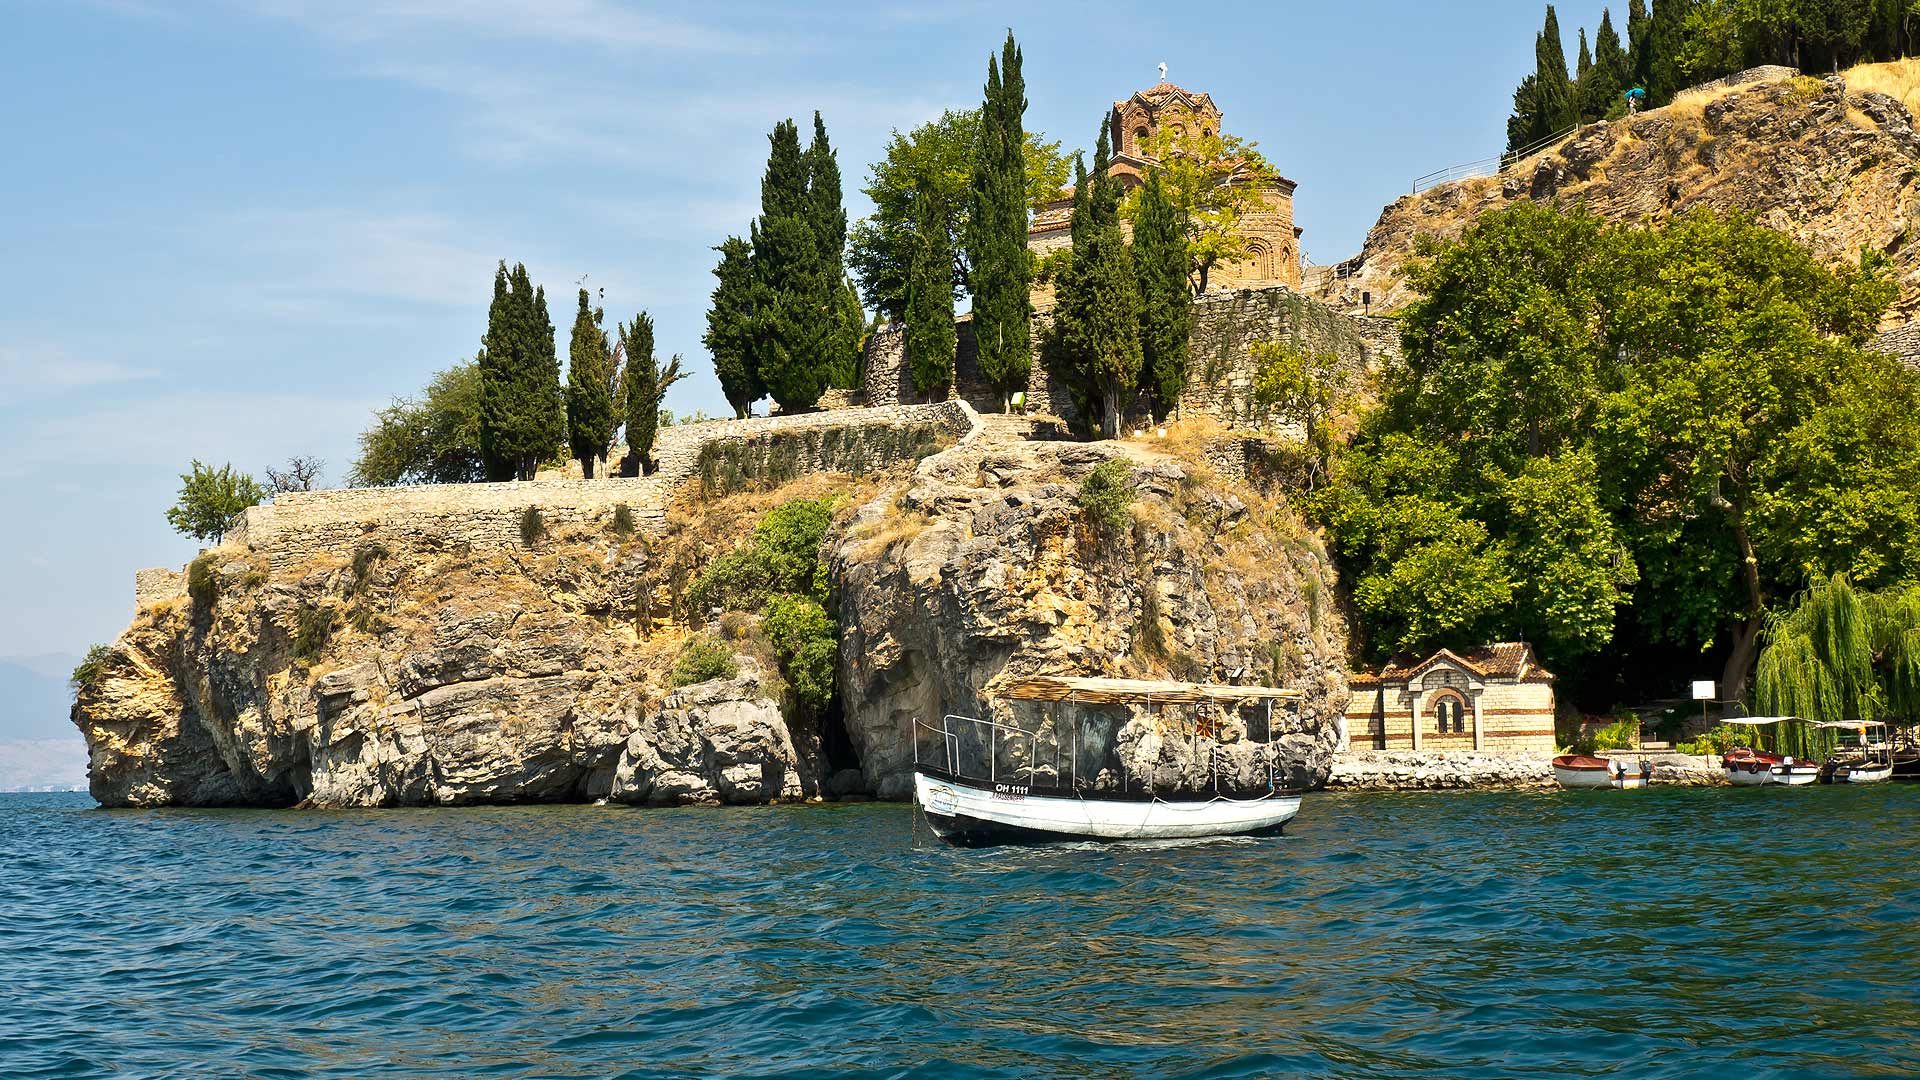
1755, 575, 1920, 757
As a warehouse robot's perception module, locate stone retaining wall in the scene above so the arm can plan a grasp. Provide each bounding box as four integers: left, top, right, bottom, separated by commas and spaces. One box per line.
862, 284, 1398, 431
207, 401, 976, 574
1672, 64, 1799, 103
1874, 322, 1920, 370
1326, 750, 1724, 789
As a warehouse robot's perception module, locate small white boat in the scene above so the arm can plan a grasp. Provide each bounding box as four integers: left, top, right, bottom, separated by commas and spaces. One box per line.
1830, 760, 1893, 784
1816, 720, 1896, 784
912, 677, 1308, 848
1553, 754, 1651, 790
1718, 717, 1822, 786
914, 769, 1300, 846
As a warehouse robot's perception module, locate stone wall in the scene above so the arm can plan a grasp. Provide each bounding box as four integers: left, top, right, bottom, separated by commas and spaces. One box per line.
861, 283, 1393, 431
134, 567, 185, 607
219, 401, 976, 570
1671, 64, 1799, 103
1874, 322, 1920, 370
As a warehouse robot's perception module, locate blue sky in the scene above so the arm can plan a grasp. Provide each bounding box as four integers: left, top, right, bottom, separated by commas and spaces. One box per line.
0, 0, 1566, 744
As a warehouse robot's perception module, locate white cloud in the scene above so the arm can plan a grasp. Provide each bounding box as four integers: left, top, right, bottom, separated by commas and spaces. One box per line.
0, 345, 157, 400
237, 0, 769, 54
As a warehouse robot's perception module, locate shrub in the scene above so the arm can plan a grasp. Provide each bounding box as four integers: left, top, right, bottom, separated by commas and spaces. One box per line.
610, 503, 636, 539
1077, 459, 1136, 534
187, 553, 219, 610
70, 645, 112, 695
350, 542, 390, 595
1677, 724, 1756, 756
166, 460, 268, 543
670, 635, 738, 687
762, 595, 837, 715
520, 507, 546, 547
293, 604, 340, 661
685, 496, 835, 614
1591, 716, 1639, 752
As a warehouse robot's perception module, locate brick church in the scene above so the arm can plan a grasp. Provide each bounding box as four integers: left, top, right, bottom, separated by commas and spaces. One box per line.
1027, 74, 1302, 301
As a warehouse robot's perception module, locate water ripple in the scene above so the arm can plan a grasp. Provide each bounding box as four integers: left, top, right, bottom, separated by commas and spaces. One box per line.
3, 787, 1919, 1078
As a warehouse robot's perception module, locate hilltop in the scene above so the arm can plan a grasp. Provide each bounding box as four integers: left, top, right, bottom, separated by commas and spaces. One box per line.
1314, 63, 1920, 332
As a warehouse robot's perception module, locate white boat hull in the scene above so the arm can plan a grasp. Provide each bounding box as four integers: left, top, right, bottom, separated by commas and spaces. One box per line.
1724, 761, 1821, 786
1832, 762, 1892, 784
914, 769, 1301, 847
1554, 765, 1615, 789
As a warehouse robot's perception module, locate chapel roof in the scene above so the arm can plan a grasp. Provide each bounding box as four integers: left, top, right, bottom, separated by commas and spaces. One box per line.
1351, 642, 1555, 687
1116, 82, 1217, 114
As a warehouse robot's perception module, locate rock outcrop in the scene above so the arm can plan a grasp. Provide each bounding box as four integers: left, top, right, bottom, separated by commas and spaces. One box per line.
1315, 66, 1920, 328
834, 436, 1349, 799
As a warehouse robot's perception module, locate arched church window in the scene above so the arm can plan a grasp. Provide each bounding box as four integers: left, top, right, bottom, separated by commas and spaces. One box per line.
1134, 127, 1148, 150
1432, 692, 1468, 734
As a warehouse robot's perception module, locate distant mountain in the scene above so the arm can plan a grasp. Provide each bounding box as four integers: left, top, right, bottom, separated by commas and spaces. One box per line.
0, 740, 87, 792
0, 656, 78, 741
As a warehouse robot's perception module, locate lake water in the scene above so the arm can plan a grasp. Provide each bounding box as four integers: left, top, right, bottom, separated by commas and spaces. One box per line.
4, 785, 1918, 1079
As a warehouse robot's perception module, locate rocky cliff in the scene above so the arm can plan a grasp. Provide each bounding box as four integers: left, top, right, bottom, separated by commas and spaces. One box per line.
74, 433, 1349, 807
1316, 65, 1920, 327
835, 436, 1348, 800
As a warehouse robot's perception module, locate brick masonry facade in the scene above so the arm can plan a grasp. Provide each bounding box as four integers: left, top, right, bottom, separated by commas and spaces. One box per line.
1342, 644, 1559, 755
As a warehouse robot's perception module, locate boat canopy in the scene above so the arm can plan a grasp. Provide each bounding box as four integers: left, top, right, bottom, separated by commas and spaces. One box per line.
987, 674, 1300, 706
1807, 719, 1888, 729
1718, 716, 1804, 725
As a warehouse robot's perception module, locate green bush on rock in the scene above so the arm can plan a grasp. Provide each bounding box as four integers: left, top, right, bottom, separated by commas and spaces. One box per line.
670, 636, 739, 687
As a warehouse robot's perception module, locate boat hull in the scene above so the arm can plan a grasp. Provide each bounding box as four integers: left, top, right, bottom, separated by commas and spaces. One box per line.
914, 769, 1301, 847
1830, 762, 1892, 784
1553, 755, 1649, 790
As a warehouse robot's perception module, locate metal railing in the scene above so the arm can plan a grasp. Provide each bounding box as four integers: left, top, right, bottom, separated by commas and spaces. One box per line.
1410, 124, 1581, 194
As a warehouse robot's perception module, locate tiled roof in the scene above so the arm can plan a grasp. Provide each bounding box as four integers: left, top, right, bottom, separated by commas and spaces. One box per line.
1117, 82, 1217, 113
1353, 642, 1555, 686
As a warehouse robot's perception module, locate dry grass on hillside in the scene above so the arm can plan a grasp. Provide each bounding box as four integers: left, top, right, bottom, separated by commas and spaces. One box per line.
1845, 59, 1920, 116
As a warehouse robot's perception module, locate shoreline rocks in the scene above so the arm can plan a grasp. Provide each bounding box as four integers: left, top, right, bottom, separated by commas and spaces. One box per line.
1327, 750, 1726, 790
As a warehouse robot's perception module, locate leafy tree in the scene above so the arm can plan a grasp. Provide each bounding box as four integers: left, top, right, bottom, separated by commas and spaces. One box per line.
1131, 170, 1192, 421
478, 262, 564, 481
166, 460, 268, 543
750, 119, 832, 413
1251, 341, 1356, 487
1131, 124, 1282, 294
565, 288, 616, 478
1051, 125, 1143, 439
265, 455, 323, 493
848, 108, 1069, 320
903, 166, 958, 399
1754, 575, 1920, 755
349, 362, 487, 486
704, 237, 761, 418
968, 32, 1038, 412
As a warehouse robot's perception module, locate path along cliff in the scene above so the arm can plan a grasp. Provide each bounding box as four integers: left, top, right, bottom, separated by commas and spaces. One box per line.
72, 409, 1350, 807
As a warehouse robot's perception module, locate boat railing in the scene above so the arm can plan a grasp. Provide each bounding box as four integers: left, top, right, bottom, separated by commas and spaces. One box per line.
913, 714, 1043, 787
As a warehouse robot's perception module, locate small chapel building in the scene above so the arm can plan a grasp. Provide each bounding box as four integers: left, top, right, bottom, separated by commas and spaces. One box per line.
1343, 643, 1559, 754
1026, 76, 1302, 300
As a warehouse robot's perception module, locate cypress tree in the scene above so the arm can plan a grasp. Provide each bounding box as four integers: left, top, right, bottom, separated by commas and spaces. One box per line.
618, 312, 686, 475
904, 174, 958, 400
1052, 122, 1142, 440
1131, 170, 1191, 422
1646, 0, 1688, 103
1628, 0, 1653, 89
704, 237, 761, 418
1590, 9, 1630, 117
565, 288, 615, 478
1508, 73, 1543, 152
1535, 7, 1578, 139
1577, 27, 1594, 81
751, 118, 830, 413
966, 32, 1034, 412
478, 261, 565, 481
807, 112, 863, 387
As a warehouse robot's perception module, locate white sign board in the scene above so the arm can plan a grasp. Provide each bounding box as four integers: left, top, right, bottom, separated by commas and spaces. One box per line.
1691, 680, 1716, 701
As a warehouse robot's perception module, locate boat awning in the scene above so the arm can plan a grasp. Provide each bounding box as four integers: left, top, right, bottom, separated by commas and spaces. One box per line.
987, 674, 1301, 706
1719, 716, 1804, 725
1808, 719, 1888, 729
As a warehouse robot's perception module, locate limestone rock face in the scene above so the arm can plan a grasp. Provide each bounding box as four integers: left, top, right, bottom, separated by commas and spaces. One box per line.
1315, 71, 1920, 329
833, 438, 1350, 800
73, 534, 827, 808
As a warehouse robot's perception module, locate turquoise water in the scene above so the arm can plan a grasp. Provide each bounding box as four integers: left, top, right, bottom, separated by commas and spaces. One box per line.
4, 786, 1918, 1079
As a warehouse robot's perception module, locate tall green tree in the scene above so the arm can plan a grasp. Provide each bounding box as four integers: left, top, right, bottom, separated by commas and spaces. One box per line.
620, 324, 687, 477
704, 237, 761, 418
903, 168, 957, 399
1130, 170, 1191, 421
1754, 575, 1920, 755
750, 118, 831, 413
1051, 124, 1143, 439
1578, 25, 1596, 78
1645, 0, 1692, 103
166, 461, 269, 543
565, 288, 616, 478
1584, 8, 1631, 117
967, 32, 1035, 412
805, 112, 864, 390
1629, 0, 1654, 86
848, 109, 1069, 320
1535, 7, 1580, 136
479, 262, 564, 481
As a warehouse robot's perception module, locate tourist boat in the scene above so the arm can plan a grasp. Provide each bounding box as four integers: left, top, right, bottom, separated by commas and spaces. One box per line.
1552, 754, 1652, 790
1816, 721, 1894, 784
1718, 717, 1821, 785
912, 675, 1304, 848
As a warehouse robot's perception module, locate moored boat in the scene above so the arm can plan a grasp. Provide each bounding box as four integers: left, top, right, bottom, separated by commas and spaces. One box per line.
1817, 721, 1895, 784
912, 676, 1306, 848
1552, 754, 1651, 790
1718, 717, 1821, 786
